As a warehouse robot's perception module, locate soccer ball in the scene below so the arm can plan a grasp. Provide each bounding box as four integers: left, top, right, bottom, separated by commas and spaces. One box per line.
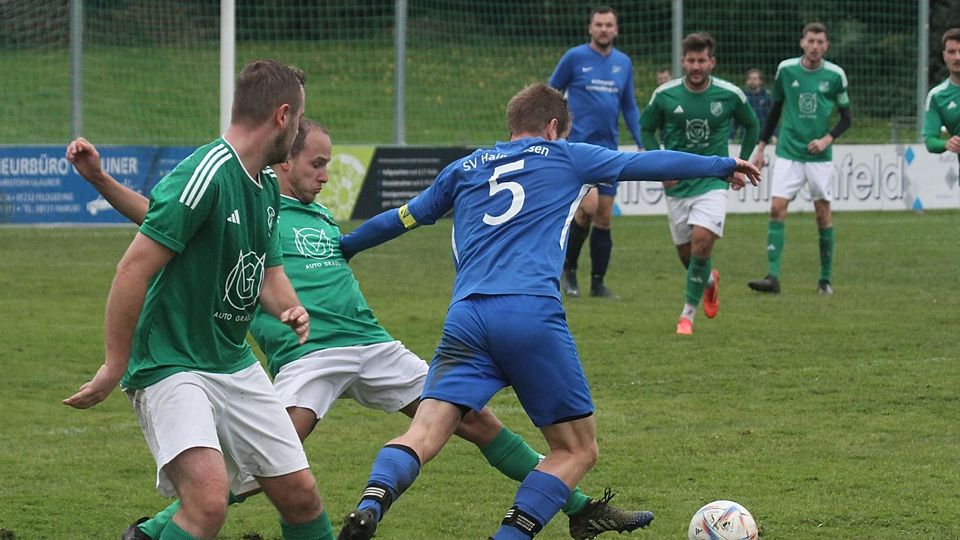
688, 500, 758, 540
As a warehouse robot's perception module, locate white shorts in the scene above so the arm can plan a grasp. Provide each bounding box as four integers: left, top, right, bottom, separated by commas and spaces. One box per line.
273, 340, 428, 419
771, 157, 833, 201
665, 189, 728, 245
126, 363, 309, 497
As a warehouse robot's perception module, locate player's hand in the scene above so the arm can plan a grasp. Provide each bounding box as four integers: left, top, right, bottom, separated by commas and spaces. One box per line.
66, 137, 106, 184
280, 305, 310, 344
63, 363, 124, 409
731, 158, 761, 187
945, 135, 960, 154
728, 171, 746, 191
751, 145, 766, 169
662, 180, 679, 189
807, 135, 833, 155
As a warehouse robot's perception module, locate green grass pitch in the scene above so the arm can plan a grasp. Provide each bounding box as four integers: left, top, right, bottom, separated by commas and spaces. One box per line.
0, 210, 957, 538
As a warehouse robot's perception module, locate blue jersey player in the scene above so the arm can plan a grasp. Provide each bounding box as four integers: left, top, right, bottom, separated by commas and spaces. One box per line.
336, 83, 760, 540
549, 6, 643, 299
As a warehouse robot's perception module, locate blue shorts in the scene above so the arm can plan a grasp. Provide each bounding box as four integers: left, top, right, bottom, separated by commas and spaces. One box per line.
423, 294, 594, 427
596, 182, 617, 197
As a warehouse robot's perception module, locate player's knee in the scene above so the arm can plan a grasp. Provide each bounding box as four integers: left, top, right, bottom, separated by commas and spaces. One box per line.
274, 474, 323, 523
182, 494, 229, 531
580, 439, 599, 469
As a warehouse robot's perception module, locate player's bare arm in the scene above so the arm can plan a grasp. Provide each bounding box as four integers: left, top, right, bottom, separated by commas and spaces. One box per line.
260, 265, 310, 344
66, 138, 149, 224
64, 233, 175, 409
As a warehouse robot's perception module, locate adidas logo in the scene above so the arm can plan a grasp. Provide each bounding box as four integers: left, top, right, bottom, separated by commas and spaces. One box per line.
227, 209, 240, 224
766, 243, 776, 251
673, 105, 684, 113
949, 101, 957, 109
791, 80, 800, 87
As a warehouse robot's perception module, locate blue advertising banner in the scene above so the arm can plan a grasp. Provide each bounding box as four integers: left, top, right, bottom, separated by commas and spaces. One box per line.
0, 146, 194, 224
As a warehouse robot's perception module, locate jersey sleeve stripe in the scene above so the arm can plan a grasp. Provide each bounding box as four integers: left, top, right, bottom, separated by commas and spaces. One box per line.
713, 78, 748, 103
180, 147, 231, 208
823, 61, 848, 87
179, 144, 226, 205
925, 80, 950, 111
186, 153, 232, 209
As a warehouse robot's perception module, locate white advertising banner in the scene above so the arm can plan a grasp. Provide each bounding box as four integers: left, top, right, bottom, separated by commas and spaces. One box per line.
614, 144, 960, 215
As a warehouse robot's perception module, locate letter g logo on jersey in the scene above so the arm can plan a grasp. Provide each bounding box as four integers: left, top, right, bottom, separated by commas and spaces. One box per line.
799, 93, 818, 115
223, 250, 266, 310
294, 227, 333, 259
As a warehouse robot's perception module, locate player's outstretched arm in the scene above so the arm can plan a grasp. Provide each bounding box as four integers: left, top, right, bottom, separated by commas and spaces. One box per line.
66, 137, 149, 225
339, 204, 419, 260
260, 266, 309, 345
64, 233, 174, 409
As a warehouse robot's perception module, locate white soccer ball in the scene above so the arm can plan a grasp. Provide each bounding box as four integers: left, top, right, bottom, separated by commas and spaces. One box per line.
688, 500, 758, 540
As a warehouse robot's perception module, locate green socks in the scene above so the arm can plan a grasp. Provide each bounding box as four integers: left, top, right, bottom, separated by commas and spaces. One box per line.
684, 256, 712, 306
819, 226, 834, 283
139, 493, 245, 539
765, 220, 785, 278
138, 500, 180, 539
480, 427, 590, 516
281, 510, 334, 540
157, 521, 197, 540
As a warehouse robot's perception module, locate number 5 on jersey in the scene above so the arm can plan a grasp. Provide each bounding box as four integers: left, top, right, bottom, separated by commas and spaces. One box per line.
483, 160, 526, 226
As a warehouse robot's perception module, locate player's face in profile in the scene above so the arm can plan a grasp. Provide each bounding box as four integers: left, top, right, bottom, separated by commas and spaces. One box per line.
288, 129, 331, 204
944, 39, 960, 76
800, 32, 828, 64
588, 13, 618, 49
270, 87, 307, 165
682, 49, 715, 88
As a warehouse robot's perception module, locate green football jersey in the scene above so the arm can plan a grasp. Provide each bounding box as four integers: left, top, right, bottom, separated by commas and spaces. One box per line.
771, 57, 850, 162
122, 138, 283, 390
922, 78, 960, 153
641, 76, 759, 198
252, 195, 393, 378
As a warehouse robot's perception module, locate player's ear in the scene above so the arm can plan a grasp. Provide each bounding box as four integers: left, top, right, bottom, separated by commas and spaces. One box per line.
275, 103, 291, 129
546, 118, 559, 141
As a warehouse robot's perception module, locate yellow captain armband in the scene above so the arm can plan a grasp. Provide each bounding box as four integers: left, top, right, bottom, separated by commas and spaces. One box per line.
397, 204, 419, 230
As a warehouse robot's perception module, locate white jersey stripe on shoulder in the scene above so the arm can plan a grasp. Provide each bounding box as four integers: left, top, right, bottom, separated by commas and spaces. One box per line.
179, 144, 226, 205
649, 78, 683, 105
183, 148, 232, 208
180, 146, 229, 206
775, 57, 800, 79
713, 78, 748, 103
926, 80, 951, 111
823, 61, 848, 87
188, 152, 232, 209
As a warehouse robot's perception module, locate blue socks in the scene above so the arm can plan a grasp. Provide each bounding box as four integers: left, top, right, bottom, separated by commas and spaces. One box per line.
356, 444, 421, 522
493, 470, 571, 539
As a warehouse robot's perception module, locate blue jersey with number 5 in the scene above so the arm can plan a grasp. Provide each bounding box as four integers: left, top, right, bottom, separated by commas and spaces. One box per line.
405, 137, 735, 303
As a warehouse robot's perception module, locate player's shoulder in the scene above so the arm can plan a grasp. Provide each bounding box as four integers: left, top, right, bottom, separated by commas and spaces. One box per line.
157, 138, 233, 206
774, 57, 802, 77
711, 77, 748, 102
651, 78, 684, 100
927, 78, 953, 98
822, 60, 848, 82
609, 46, 634, 63
563, 43, 591, 58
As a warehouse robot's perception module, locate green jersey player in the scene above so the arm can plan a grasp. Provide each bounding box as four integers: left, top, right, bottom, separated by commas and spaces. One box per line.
923, 28, 960, 158
641, 32, 759, 335
67, 119, 653, 540
63, 61, 336, 540
748, 22, 852, 296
